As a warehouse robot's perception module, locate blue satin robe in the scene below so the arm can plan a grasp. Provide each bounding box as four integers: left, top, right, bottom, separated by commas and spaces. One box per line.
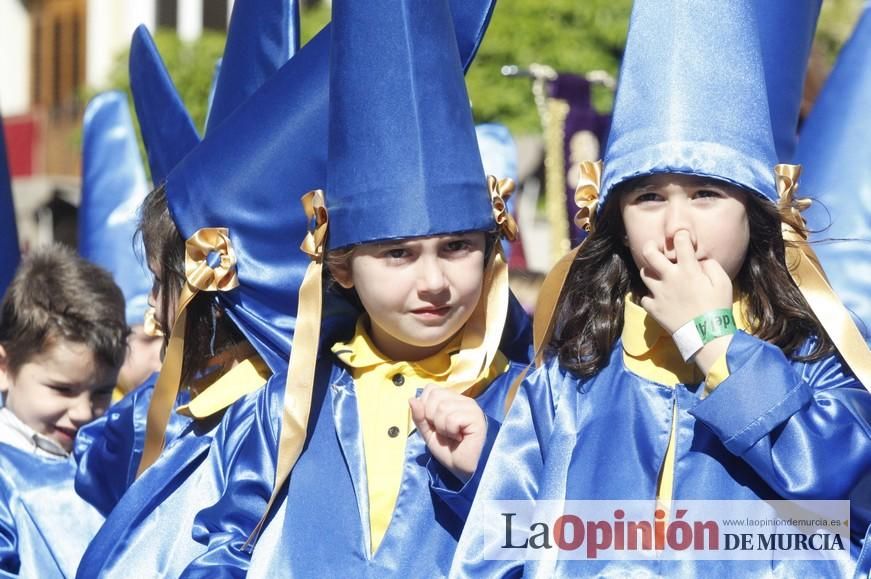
180, 357, 527, 578
452, 331, 871, 578
73, 373, 191, 516
73, 373, 270, 579
0, 444, 104, 578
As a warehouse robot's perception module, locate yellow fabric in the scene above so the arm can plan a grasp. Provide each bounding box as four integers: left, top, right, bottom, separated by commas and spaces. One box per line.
332, 316, 508, 555
622, 295, 748, 510
176, 355, 271, 418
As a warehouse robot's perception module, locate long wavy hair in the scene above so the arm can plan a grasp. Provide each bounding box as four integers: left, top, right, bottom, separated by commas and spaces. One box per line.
553, 177, 835, 378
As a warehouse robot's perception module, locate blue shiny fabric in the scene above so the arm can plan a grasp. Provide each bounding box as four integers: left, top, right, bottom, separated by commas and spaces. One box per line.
601, 0, 779, 204
73, 373, 190, 516
79, 6, 306, 573
128, 27, 200, 187
78, 92, 152, 326
179, 300, 529, 577
165, 0, 499, 369
0, 445, 103, 578
204, 0, 299, 133
180, 358, 528, 578
204, 58, 222, 131
797, 5, 871, 345
325, 0, 493, 250
452, 332, 871, 577
74, 384, 264, 578
755, 0, 821, 163
0, 114, 19, 299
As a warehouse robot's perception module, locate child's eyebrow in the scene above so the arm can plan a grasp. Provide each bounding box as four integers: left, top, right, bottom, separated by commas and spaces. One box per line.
695, 179, 729, 190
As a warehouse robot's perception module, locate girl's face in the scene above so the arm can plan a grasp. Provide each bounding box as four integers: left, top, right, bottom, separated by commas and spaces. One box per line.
332, 232, 487, 361
619, 173, 750, 281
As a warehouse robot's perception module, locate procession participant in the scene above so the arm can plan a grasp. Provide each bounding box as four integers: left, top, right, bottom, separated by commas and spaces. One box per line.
0, 246, 127, 577
452, 1, 871, 576
185, 0, 532, 574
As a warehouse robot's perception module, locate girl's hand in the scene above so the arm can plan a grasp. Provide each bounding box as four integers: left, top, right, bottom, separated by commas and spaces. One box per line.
638, 230, 734, 373
409, 385, 487, 483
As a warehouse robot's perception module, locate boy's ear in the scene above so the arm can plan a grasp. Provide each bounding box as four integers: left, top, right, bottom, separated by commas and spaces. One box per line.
327, 262, 355, 290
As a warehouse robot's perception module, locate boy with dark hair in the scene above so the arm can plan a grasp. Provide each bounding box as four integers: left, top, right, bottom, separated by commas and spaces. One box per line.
0, 243, 128, 577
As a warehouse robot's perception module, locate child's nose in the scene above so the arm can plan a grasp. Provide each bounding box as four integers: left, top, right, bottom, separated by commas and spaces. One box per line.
417, 256, 449, 294
68, 394, 96, 426
663, 202, 697, 252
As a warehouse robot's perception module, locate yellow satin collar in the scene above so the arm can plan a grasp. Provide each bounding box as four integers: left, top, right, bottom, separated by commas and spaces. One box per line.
332, 316, 462, 379
176, 354, 271, 419
621, 294, 749, 357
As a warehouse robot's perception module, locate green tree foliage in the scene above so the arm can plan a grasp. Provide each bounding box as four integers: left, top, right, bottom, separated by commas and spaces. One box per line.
104, 29, 227, 135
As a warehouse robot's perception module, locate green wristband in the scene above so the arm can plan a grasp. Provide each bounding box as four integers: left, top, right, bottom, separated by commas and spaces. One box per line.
693, 308, 736, 344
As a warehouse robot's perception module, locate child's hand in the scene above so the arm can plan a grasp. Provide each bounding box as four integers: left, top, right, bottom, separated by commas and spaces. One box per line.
638, 230, 733, 333
639, 230, 734, 374
409, 385, 487, 483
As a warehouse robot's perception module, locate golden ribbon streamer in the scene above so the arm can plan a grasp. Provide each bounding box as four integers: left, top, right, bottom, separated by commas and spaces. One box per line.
137, 227, 240, 478
774, 164, 871, 393
532, 160, 603, 361
251, 190, 329, 546
448, 177, 515, 387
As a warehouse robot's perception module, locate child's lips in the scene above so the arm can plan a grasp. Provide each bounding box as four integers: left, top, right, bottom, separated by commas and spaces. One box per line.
411, 305, 451, 318
54, 426, 77, 441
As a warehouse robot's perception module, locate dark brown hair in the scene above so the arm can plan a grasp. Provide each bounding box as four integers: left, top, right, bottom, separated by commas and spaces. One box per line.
137, 185, 245, 384
553, 178, 835, 377
0, 244, 129, 374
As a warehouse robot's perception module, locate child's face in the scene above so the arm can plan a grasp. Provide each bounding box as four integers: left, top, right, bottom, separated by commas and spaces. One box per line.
333, 232, 487, 361
147, 260, 176, 336
117, 324, 163, 391
0, 339, 117, 452
619, 173, 750, 281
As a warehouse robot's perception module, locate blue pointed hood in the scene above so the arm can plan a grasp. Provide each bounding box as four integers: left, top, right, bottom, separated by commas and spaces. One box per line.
325, 0, 492, 250
756, 1, 822, 163
79, 91, 152, 326
205, 0, 300, 133
163, 0, 501, 370
128, 26, 201, 186
602, 0, 779, 205
797, 5, 871, 340
0, 114, 19, 298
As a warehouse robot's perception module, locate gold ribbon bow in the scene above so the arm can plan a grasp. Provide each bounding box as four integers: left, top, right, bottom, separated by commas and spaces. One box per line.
488, 176, 518, 242
573, 160, 603, 234
252, 191, 330, 545
774, 164, 871, 393
300, 189, 329, 260
184, 228, 240, 292
143, 307, 164, 338
137, 227, 240, 478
